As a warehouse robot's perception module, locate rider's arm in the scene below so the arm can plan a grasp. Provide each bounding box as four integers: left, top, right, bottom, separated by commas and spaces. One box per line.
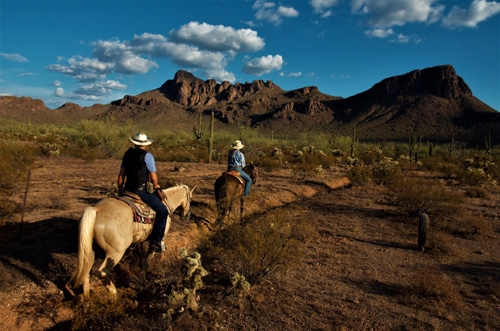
117, 167, 126, 192
150, 172, 160, 189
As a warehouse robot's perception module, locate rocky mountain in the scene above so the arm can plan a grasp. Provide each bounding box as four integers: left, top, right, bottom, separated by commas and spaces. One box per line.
1, 65, 498, 145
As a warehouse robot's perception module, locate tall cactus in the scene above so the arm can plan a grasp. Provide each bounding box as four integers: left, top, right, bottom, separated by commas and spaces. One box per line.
448, 133, 455, 158
485, 131, 491, 156
418, 212, 429, 251
208, 110, 214, 164
193, 111, 206, 141
350, 124, 356, 158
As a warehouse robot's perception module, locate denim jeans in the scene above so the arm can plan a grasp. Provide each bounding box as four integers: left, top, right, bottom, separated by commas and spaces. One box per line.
135, 189, 168, 243
231, 167, 252, 196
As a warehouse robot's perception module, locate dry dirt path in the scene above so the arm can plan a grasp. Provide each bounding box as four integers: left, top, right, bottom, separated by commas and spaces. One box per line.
1, 156, 499, 331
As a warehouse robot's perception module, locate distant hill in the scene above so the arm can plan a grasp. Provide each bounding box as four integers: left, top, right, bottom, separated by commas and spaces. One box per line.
1, 65, 499, 145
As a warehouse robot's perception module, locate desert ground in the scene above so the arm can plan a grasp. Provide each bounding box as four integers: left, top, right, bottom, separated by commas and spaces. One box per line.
0, 156, 499, 331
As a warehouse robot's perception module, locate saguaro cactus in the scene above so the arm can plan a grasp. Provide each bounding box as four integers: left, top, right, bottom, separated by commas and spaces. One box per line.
208, 110, 214, 163
193, 111, 207, 141
485, 131, 491, 156
418, 212, 429, 251
350, 124, 356, 158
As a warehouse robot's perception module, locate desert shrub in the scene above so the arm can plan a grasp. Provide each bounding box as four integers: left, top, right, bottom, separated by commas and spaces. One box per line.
457, 166, 489, 186
386, 176, 465, 219
370, 157, 402, 185
406, 268, 463, 310
201, 209, 310, 285
420, 155, 445, 173
71, 288, 137, 331
463, 186, 491, 199
291, 145, 335, 176
0, 141, 36, 193
347, 165, 372, 186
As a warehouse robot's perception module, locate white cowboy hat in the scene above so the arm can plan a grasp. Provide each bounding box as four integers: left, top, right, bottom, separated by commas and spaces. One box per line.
231, 140, 244, 149
130, 132, 153, 146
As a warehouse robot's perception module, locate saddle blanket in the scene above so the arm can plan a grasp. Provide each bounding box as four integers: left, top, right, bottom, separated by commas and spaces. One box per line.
115, 196, 156, 224
223, 170, 244, 184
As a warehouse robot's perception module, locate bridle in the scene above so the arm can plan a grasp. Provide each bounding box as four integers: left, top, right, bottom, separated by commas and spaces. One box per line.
160, 184, 192, 220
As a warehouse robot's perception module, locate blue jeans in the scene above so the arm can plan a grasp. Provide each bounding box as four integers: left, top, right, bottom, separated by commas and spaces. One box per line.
135, 189, 168, 243
230, 167, 252, 196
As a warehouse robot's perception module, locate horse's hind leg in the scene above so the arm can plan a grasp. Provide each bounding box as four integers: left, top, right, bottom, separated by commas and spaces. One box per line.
83, 250, 95, 299
98, 253, 124, 297
239, 196, 245, 221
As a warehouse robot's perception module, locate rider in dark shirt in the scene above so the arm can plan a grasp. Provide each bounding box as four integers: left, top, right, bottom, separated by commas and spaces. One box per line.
117, 132, 168, 253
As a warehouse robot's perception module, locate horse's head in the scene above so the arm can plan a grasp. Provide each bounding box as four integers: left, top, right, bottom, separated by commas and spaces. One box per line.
244, 163, 259, 185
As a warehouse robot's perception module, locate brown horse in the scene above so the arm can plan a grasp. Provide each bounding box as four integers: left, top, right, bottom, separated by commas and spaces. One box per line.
214, 164, 258, 227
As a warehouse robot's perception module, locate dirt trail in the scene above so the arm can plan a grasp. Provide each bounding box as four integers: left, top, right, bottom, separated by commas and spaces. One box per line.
1, 156, 499, 331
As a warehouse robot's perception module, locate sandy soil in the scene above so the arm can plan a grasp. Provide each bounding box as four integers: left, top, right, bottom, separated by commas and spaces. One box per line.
0, 156, 499, 331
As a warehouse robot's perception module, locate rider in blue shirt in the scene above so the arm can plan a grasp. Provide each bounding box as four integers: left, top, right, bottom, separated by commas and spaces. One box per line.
117, 132, 168, 253
227, 140, 252, 197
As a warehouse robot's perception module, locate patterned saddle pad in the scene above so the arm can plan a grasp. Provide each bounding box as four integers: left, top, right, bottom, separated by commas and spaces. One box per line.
116, 195, 156, 224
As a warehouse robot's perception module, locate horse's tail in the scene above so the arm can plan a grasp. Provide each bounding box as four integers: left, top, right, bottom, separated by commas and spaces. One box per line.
69, 206, 96, 289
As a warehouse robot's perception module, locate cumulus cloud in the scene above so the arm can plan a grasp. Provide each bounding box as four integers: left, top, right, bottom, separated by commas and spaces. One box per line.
169, 22, 265, 52
46, 21, 278, 101
364, 28, 394, 38
243, 54, 283, 75
310, 0, 338, 18
253, 0, 299, 25
0, 53, 29, 62
443, 0, 500, 28
351, 0, 445, 28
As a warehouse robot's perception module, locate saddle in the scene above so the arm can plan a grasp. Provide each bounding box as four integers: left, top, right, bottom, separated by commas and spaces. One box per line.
222, 170, 245, 184
116, 191, 156, 224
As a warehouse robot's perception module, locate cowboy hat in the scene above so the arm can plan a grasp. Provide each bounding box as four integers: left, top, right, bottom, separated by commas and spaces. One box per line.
130, 132, 153, 146
231, 140, 244, 149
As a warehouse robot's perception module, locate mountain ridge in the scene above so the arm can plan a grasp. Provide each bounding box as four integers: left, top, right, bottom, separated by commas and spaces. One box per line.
1, 64, 498, 144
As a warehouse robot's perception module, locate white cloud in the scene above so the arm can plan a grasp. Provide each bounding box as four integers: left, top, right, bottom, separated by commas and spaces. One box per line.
19, 72, 37, 77
243, 54, 283, 75
92, 40, 158, 74
169, 22, 265, 52
52, 80, 62, 87
351, 0, 445, 28
310, 0, 338, 18
364, 28, 394, 38
47, 55, 112, 82
203, 69, 236, 83
253, 0, 299, 25
288, 72, 302, 77
0, 53, 29, 62
443, 0, 500, 28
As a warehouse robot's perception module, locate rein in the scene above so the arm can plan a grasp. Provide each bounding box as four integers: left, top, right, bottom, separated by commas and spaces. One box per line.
161, 184, 191, 215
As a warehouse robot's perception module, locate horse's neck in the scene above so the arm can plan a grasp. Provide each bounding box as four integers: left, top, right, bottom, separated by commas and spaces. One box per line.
164, 186, 186, 209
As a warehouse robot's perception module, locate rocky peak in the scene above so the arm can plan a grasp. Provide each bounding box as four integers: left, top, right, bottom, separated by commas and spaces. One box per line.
368, 65, 473, 100
158, 70, 280, 107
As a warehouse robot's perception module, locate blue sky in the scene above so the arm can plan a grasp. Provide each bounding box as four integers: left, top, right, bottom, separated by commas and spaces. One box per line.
1, 0, 499, 111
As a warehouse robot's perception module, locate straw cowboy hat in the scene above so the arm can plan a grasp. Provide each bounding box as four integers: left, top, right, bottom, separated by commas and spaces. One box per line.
231, 140, 244, 149
130, 132, 153, 146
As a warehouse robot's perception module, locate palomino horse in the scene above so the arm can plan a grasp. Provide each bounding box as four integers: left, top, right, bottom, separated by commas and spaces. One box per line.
67, 184, 195, 299
214, 164, 258, 227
